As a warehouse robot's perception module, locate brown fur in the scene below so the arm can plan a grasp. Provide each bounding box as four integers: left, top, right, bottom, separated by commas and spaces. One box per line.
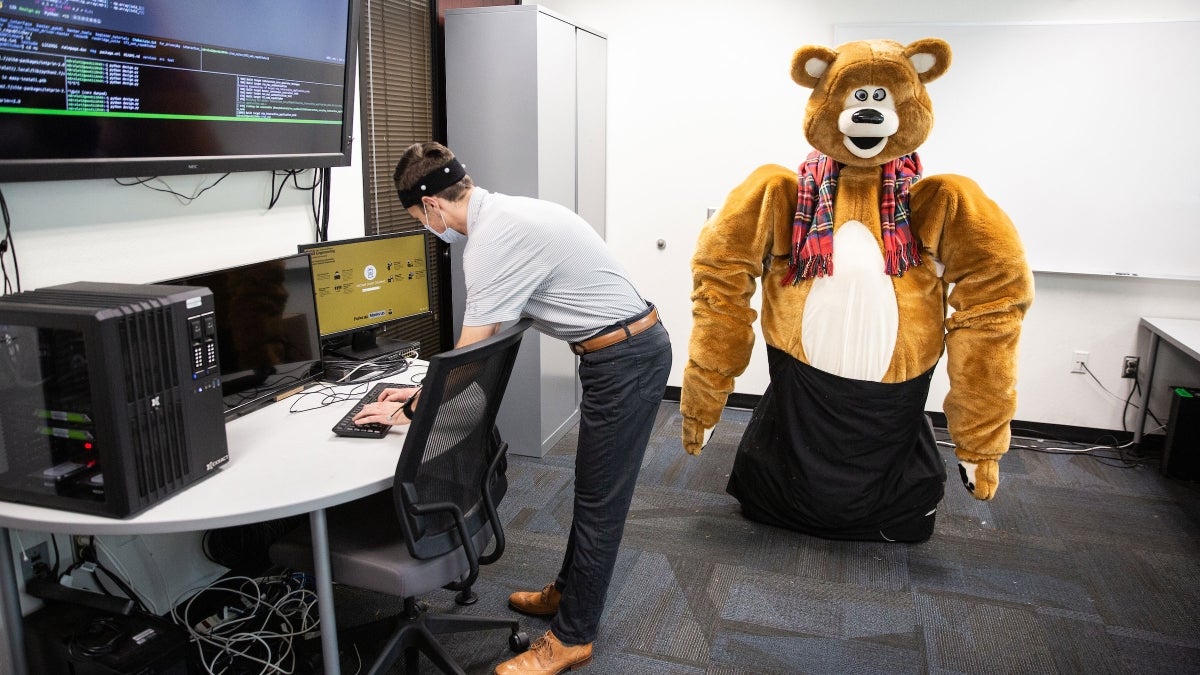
681, 39, 1033, 501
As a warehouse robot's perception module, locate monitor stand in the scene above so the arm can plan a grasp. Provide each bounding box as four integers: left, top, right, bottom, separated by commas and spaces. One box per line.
325, 330, 419, 361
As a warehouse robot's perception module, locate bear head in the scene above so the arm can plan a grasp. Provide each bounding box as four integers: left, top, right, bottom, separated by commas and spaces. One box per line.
791, 38, 951, 167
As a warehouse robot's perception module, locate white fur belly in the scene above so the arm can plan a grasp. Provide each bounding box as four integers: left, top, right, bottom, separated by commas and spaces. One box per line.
800, 221, 898, 381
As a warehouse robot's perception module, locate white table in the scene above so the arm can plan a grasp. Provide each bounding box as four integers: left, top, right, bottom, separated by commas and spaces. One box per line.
0, 367, 424, 675
1135, 318, 1200, 445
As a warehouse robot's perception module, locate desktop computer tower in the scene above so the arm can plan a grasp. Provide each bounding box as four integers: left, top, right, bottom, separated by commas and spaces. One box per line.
1161, 385, 1200, 481
0, 282, 229, 518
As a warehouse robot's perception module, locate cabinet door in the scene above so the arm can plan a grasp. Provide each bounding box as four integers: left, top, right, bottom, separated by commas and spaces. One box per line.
445, 8, 539, 200
576, 28, 607, 239
535, 12, 577, 212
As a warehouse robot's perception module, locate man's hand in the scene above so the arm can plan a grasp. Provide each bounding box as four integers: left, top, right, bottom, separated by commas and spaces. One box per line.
355, 386, 419, 426
378, 386, 419, 403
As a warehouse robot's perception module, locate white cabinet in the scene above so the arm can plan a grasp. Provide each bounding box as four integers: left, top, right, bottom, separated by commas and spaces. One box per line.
445, 5, 606, 457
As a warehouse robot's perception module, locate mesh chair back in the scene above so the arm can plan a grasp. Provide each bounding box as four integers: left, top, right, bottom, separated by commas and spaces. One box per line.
394, 319, 531, 560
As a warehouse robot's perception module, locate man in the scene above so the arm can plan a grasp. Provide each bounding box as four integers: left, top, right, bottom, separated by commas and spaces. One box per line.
353, 141, 672, 674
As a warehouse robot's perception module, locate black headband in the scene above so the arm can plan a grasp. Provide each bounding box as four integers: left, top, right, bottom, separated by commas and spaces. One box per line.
396, 158, 466, 208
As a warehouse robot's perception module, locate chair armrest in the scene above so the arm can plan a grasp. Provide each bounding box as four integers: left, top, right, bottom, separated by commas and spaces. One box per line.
409, 499, 480, 590
479, 436, 508, 565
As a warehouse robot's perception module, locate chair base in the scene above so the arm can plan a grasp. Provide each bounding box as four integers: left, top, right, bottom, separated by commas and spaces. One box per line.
345, 597, 527, 675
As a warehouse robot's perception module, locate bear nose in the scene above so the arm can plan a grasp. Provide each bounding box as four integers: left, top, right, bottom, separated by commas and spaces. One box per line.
851, 109, 885, 124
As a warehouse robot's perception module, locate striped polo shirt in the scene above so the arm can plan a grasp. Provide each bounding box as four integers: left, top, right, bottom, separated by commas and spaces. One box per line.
461, 188, 646, 343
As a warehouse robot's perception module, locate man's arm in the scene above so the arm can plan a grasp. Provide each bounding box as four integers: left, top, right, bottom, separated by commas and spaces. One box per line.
457, 322, 501, 348
353, 322, 502, 426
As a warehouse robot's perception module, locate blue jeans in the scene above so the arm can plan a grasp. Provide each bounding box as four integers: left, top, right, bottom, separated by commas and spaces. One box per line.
550, 320, 671, 645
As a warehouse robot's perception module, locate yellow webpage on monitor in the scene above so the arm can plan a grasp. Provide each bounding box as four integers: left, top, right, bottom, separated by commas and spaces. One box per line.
304, 233, 430, 336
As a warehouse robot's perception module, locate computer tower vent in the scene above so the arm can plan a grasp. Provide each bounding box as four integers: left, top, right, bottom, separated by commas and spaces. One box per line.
118, 304, 188, 501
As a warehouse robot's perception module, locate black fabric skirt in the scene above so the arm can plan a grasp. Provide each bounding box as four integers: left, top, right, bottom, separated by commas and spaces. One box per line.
726, 346, 946, 542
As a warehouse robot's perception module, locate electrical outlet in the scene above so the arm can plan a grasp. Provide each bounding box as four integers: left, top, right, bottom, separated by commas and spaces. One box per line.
72, 534, 91, 561
20, 541, 49, 582
1071, 350, 1089, 374
1122, 356, 1139, 379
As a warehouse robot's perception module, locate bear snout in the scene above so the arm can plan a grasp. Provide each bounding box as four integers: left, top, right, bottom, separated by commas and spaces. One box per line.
838, 105, 899, 159
851, 109, 885, 124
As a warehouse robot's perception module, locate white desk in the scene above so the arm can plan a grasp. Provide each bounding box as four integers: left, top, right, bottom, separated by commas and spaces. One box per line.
1135, 318, 1200, 445
0, 366, 424, 675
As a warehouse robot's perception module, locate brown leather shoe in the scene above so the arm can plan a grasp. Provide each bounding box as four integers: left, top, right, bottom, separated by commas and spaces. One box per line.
495, 630, 592, 674
508, 582, 561, 617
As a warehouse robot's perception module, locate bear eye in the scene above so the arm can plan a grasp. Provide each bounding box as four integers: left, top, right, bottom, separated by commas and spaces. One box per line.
873, 88, 886, 101
854, 89, 868, 102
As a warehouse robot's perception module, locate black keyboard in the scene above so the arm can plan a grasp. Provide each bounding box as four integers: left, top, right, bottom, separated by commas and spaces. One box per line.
332, 382, 412, 439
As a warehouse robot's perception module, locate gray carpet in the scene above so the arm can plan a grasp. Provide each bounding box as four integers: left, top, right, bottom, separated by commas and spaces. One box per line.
332, 401, 1200, 674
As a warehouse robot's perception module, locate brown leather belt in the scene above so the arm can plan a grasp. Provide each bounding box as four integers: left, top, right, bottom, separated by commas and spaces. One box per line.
570, 307, 659, 355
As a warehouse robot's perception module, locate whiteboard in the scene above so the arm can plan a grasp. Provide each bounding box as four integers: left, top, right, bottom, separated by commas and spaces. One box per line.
833, 21, 1200, 279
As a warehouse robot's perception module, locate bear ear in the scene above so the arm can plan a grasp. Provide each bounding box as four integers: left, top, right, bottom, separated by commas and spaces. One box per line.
904, 38, 952, 84
791, 45, 838, 89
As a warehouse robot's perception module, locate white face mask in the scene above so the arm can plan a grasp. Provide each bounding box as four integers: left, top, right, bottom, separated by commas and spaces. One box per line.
423, 203, 466, 245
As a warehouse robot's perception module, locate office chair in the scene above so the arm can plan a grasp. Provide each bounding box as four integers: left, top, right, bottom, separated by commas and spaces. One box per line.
270, 319, 534, 674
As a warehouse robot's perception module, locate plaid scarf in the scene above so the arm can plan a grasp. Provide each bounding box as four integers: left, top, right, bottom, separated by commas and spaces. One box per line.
783, 151, 923, 284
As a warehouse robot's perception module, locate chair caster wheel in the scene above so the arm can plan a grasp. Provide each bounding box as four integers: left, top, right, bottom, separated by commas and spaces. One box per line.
509, 631, 530, 652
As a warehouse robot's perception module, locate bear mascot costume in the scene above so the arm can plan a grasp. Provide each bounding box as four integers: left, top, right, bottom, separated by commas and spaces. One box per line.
681, 38, 1034, 542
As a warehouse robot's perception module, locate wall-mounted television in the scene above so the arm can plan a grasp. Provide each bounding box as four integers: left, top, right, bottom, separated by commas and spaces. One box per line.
299, 231, 432, 360
0, 0, 360, 182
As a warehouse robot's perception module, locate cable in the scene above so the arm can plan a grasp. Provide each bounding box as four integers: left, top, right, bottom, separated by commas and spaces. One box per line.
938, 423, 1166, 469
0, 187, 21, 295
113, 174, 231, 204
286, 360, 426, 416
318, 349, 418, 386
1080, 361, 1138, 405
269, 168, 328, 241
1059, 362, 1168, 457
49, 533, 62, 579
269, 169, 316, 209
318, 167, 331, 241
1135, 379, 1166, 430
170, 573, 319, 675
1122, 373, 1139, 433
286, 380, 375, 414
74, 536, 152, 614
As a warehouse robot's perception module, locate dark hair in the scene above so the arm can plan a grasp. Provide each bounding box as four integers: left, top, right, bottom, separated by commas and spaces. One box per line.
393, 141, 473, 203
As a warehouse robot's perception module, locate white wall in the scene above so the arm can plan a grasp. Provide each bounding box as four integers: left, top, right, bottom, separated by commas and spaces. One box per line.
536, 0, 1200, 434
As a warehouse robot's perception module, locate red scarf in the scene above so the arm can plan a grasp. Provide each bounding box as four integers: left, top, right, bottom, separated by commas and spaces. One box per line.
783, 151, 922, 284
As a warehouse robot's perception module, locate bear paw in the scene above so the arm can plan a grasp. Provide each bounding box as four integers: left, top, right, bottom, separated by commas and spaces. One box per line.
682, 417, 714, 456
957, 459, 999, 500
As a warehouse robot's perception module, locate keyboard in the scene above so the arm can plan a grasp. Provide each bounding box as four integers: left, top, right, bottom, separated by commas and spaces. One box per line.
332, 382, 413, 439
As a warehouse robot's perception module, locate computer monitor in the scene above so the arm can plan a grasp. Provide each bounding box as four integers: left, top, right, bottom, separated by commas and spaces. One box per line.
0, 0, 361, 182
298, 231, 432, 360
159, 253, 323, 418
